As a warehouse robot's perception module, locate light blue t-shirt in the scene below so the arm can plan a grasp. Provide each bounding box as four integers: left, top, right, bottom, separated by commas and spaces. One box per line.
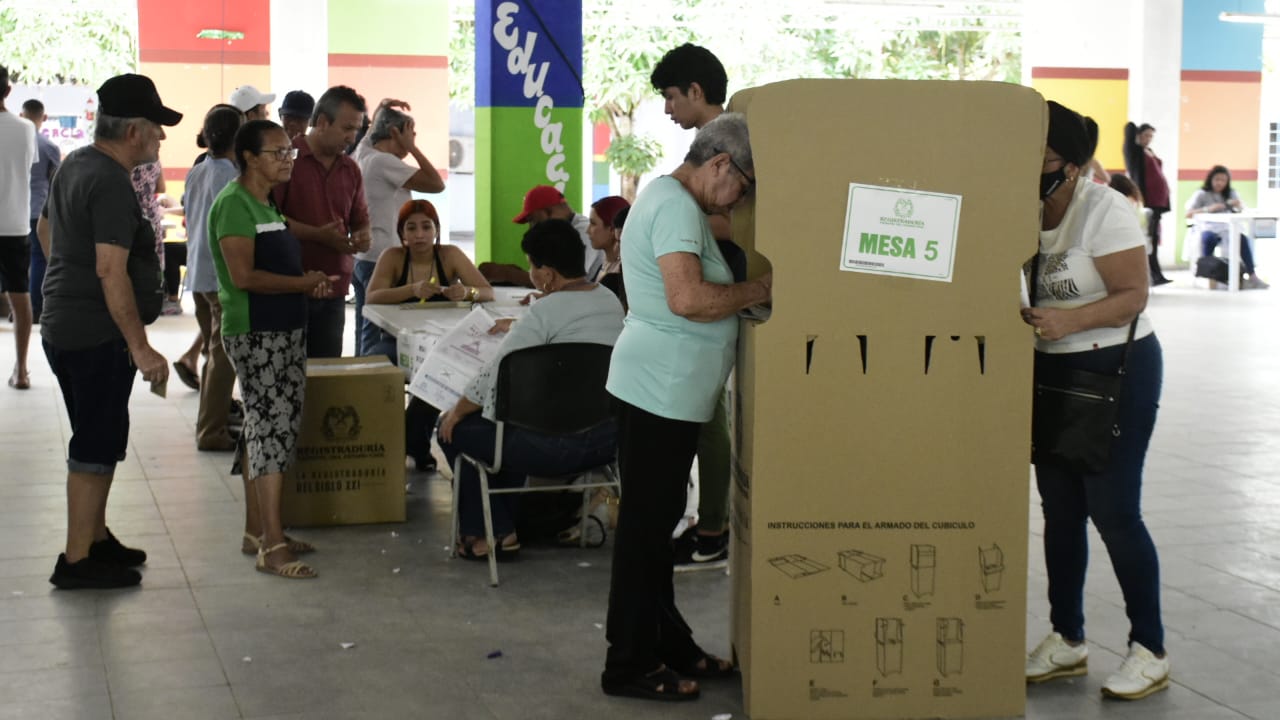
184, 157, 239, 293
606, 175, 736, 423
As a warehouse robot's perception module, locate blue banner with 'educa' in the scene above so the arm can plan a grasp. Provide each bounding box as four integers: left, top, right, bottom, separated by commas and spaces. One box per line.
476, 0, 584, 109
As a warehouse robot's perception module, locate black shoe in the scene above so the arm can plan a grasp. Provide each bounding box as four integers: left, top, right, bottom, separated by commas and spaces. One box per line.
88, 528, 147, 567
50, 553, 141, 590
1151, 276, 1172, 287
672, 526, 698, 565
675, 531, 729, 572
411, 453, 437, 473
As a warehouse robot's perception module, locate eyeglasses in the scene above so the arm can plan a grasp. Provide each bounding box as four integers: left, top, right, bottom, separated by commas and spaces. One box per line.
261, 147, 299, 161
714, 147, 756, 192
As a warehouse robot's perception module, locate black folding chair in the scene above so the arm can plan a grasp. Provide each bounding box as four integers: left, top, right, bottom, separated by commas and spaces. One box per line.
450, 343, 621, 586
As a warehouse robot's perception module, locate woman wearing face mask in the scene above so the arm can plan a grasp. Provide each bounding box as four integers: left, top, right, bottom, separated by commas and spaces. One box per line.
1021, 101, 1168, 701
366, 199, 493, 472
1186, 165, 1268, 289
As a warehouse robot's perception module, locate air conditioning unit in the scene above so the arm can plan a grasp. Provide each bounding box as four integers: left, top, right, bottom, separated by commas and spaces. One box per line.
449, 136, 475, 174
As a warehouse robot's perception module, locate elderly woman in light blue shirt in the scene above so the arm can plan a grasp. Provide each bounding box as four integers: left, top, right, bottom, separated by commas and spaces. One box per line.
437, 218, 624, 561
182, 104, 243, 451
600, 112, 772, 703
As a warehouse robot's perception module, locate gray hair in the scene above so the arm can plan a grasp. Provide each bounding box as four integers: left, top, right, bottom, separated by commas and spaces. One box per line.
684, 112, 752, 173
94, 113, 147, 142
368, 107, 411, 145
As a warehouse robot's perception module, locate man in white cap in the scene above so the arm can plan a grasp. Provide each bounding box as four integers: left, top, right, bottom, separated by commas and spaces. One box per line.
228, 85, 275, 121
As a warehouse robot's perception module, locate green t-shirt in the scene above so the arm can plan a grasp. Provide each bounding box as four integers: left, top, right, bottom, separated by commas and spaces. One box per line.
208, 181, 307, 336
605, 176, 736, 422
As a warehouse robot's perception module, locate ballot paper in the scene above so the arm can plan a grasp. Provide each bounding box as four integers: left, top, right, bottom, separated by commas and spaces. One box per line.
408, 306, 504, 409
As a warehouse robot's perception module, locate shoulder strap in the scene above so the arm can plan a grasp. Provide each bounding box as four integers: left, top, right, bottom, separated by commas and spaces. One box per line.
434, 243, 448, 284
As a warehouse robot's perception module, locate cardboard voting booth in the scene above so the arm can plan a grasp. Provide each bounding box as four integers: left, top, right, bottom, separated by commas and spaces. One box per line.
727, 79, 1045, 719
283, 358, 406, 526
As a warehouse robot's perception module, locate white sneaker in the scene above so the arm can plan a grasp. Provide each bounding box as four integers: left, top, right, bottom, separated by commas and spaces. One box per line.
1026, 632, 1088, 683
1102, 642, 1169, 700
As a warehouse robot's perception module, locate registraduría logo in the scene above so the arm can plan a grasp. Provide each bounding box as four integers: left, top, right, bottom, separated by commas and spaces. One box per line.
321, 406, 362, 442
894, 198, 914, 220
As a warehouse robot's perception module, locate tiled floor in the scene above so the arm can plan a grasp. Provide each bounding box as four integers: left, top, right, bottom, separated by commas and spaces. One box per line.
2, 269, 1280, 719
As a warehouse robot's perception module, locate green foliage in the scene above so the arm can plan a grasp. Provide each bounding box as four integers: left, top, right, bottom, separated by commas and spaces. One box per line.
449, 7, 476, 108
448, 0, 1021, 194
603, 131, 662, 177
0, 0, 137, 86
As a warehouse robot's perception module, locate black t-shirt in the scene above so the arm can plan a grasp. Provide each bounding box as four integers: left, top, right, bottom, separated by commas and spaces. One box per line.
41, 146, 163, 350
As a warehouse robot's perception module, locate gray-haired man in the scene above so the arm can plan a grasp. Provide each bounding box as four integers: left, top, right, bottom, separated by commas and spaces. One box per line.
42, 74, 181, 589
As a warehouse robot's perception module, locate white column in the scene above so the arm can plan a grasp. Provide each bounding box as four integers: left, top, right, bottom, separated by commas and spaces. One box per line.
269, 0, 330, 102
1129, 3, 1183, 265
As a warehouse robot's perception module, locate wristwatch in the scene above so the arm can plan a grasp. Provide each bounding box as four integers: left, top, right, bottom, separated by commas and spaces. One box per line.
467, 286, 479, 301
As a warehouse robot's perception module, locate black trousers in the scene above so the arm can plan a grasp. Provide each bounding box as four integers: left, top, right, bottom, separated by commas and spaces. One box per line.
603, 399, 705, 680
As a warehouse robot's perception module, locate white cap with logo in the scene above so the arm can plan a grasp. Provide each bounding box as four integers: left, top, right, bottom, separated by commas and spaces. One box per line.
229, 85, 276, 113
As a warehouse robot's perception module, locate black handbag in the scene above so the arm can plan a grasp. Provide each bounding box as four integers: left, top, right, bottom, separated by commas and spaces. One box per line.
1029, 255, 1139, 474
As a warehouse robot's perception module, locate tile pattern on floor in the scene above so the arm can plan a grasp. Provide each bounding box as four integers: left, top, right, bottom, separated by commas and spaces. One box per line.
1, 272, 1278, 719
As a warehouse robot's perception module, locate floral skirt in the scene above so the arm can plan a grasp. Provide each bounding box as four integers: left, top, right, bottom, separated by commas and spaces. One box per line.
223, 329, 306, 479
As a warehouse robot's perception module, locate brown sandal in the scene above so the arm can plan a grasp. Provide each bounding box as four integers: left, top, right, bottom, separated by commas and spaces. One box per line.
242, 532, 315, 555
255, 542, 316, 579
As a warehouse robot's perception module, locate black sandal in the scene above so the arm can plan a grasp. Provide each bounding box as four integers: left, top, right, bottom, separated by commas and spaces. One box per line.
672, 652, 737, 679
601, 665, 700, 702
456, 537, 520, 562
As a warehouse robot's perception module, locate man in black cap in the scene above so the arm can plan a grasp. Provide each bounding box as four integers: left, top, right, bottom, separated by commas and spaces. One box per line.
41, 73, 181, 589
278, 90, 314, 140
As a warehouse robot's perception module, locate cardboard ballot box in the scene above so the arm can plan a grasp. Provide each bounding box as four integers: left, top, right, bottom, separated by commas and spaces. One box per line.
727, 80, 1044, 719
282, 358, 406, 526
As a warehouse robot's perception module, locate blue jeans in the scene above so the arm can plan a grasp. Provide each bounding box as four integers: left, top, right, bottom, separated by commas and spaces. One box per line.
28, 218, 44, 320
352, 259, 378, 356
1034, 334, 1164, 654
1201, 230, 1256, 276
439, 413, 617, 537
366, 332, 397, 364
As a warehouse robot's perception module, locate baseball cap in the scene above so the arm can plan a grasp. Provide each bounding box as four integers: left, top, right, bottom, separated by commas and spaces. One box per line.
513, 185, 565, 223
97, 74, 183, 126
229, 85, 276, 113
279, 90, 315, 119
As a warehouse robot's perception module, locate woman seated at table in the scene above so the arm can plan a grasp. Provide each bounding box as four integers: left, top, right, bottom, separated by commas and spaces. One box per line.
1186, 165, 1268, 289
437, 218, 625, 560
588, 195, 629, 282
365, 199, 494, 471
365, 199, 494, 359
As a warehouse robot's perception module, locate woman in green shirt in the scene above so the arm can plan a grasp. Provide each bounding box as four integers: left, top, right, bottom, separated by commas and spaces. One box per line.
209, 120, 335, 579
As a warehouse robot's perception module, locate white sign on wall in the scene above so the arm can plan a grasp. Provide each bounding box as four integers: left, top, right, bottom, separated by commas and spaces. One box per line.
839, 183, 962, 282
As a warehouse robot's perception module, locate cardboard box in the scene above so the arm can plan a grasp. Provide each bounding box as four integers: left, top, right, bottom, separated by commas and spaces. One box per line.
282, 358, 406, 526
727, 79, 1043, 719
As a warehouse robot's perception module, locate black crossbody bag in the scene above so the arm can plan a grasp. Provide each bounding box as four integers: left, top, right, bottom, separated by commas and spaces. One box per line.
1029, 255, 1138, 474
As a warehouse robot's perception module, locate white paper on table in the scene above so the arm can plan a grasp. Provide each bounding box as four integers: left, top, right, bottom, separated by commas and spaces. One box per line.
408, 306, 504, 408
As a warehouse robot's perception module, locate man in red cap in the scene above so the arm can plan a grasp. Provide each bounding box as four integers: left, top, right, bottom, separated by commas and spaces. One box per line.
41, 73, 182, 589
482, 185, 600, 286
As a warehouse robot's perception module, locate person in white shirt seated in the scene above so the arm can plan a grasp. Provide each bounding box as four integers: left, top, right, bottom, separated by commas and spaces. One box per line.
437, 219, 624, 561
1185, 165, 1268, 289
